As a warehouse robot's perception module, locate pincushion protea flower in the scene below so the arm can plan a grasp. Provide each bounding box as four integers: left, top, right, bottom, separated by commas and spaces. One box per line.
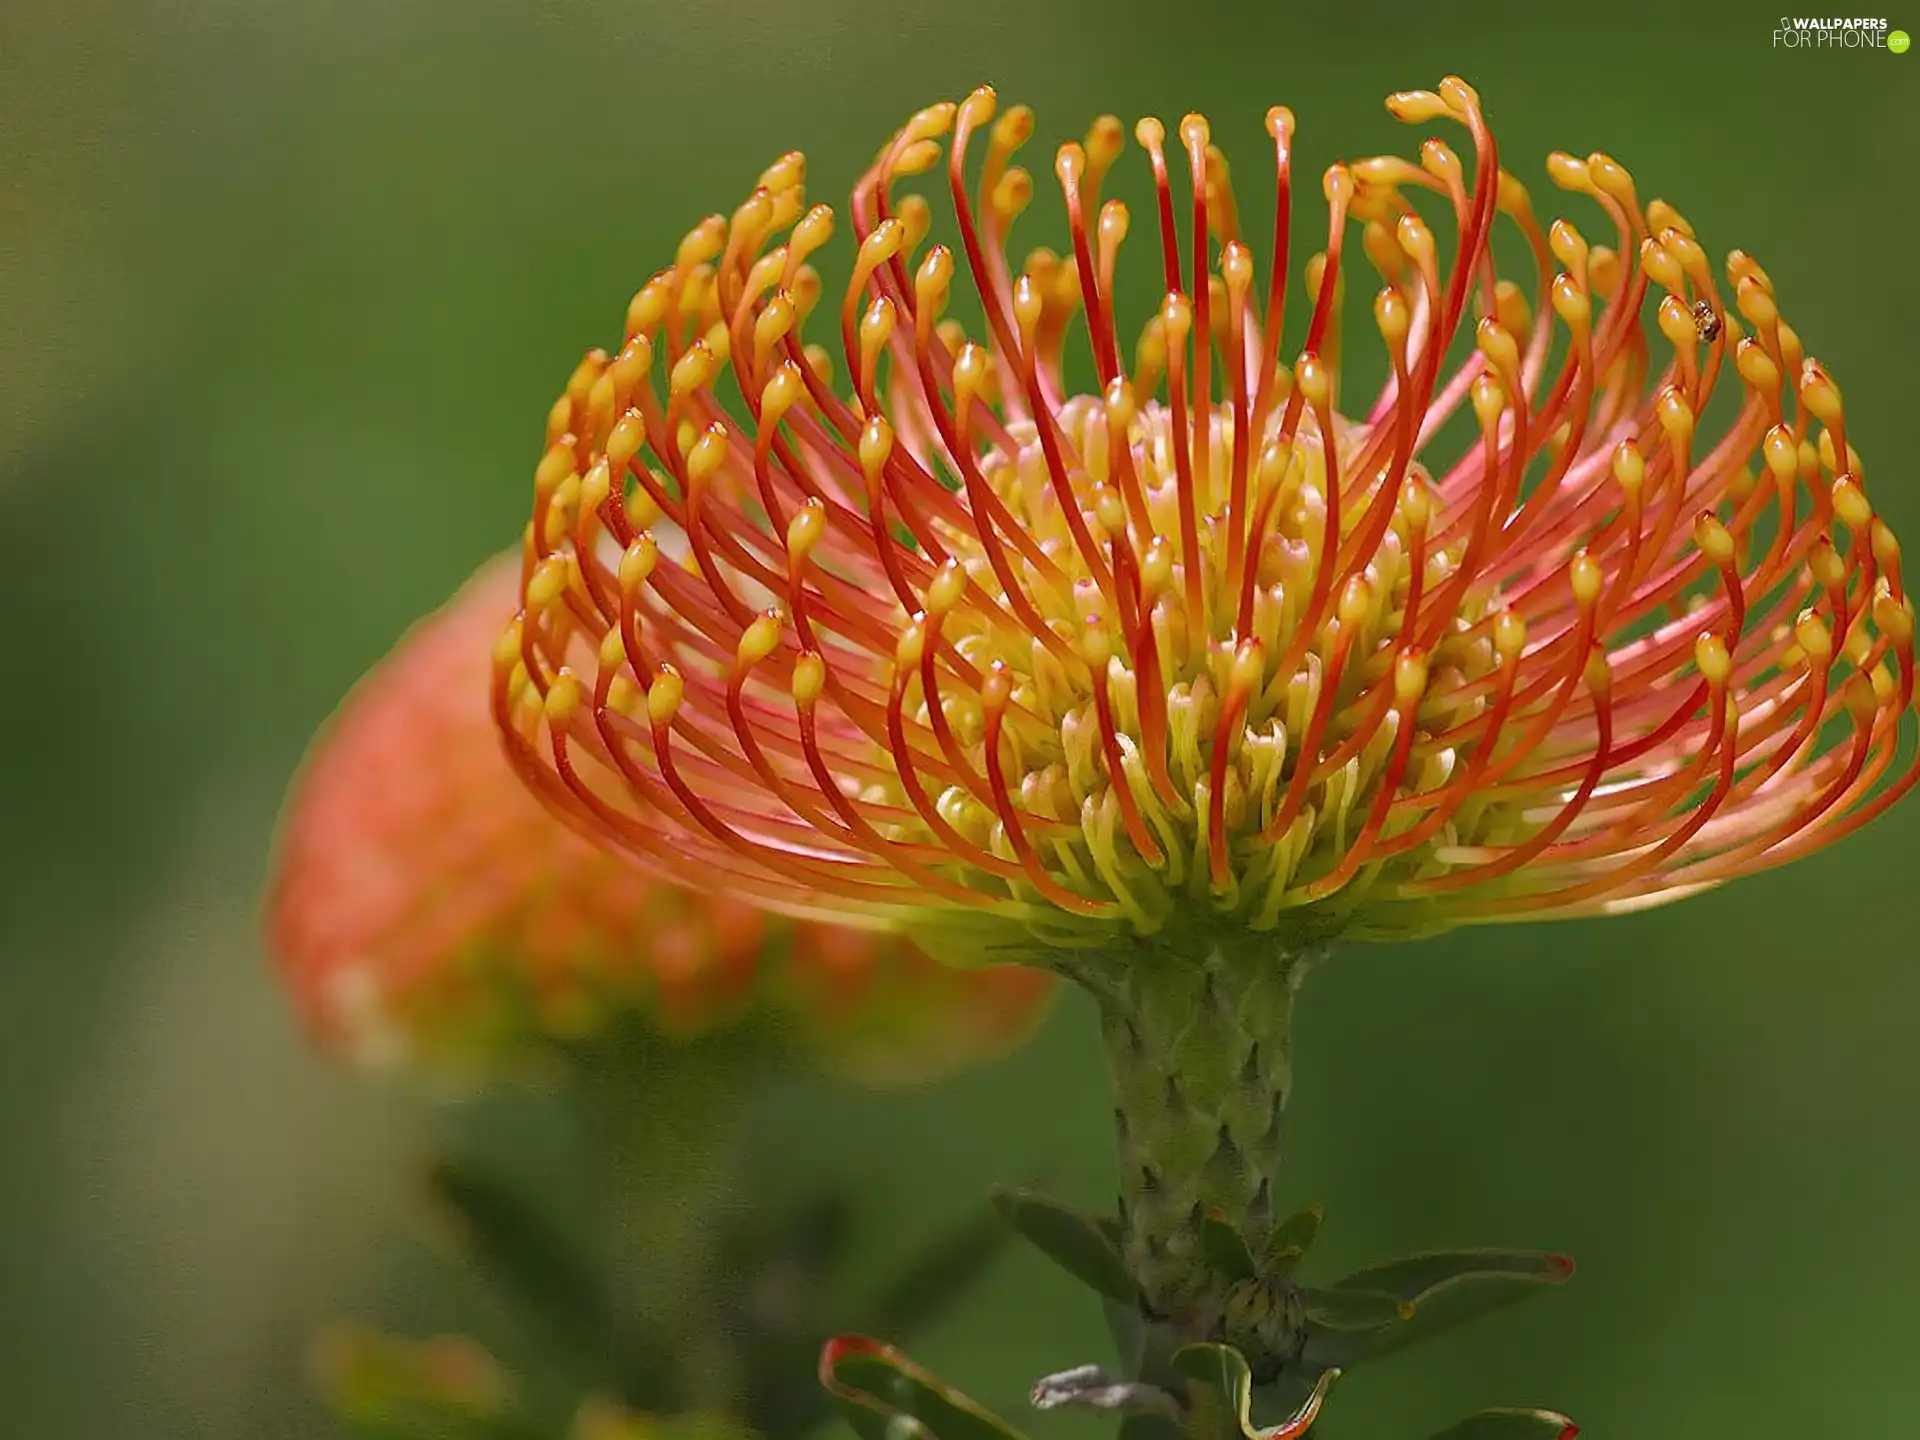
268, 555, 1053, 1079
495, 74, 1916, 1333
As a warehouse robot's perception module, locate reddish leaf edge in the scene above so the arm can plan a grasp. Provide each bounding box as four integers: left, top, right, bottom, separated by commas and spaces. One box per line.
1263, 1367, 1338, 1440
819, 1334, 1020, 1436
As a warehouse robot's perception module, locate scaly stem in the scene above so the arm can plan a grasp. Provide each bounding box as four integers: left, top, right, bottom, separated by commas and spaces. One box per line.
1063, 933, 1320, 1339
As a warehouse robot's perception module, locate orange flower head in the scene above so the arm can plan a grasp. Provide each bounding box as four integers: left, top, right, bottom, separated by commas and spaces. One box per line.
267, 556, 1053, 1076
496, 78, 1916, 957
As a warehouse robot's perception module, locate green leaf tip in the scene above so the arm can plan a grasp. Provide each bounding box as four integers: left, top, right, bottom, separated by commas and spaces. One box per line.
1262, 1206, 1323, 1276
989, 1186, 1136, 1304
1201, 1210, 1259, 1281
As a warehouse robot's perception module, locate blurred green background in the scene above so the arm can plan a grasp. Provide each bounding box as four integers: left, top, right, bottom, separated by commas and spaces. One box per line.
4, 1, 1917, 1435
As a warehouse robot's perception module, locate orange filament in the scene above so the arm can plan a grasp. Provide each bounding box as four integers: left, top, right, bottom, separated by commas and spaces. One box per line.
494, 78, 1917, 949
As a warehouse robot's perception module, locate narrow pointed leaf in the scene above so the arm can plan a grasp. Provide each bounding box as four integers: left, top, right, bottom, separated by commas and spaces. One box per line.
1262, 1207, 1322, 1276
1333, 1249, 1574, 1303
1302, 1250, 1574, 1369
1425, 1408, 1579, 1440
1170, 1344, 1338, 1440
819, 1336, 1030, 1440
1294, 1285, 1408, 1368
1201, 1211, 1258, 1282
990, 1187, 1135, 1304
1299, 1285, 1413, 1331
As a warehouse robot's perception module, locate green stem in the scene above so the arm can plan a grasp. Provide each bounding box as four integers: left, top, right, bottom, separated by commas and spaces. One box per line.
1064, 935, 1320, 1340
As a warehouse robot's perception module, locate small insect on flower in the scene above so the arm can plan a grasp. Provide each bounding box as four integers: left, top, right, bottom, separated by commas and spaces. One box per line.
267, 556, 1052, 1077
497, 76, 1917, 960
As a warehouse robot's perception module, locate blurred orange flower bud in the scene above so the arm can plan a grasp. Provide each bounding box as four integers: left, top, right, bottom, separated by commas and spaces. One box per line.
266, 555, 1052, 1079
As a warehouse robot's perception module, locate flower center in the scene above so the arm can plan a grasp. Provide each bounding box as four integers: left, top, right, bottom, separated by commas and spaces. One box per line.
880, 392, 1516, 945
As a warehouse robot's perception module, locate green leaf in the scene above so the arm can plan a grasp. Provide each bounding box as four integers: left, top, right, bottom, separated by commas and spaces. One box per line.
1425, 1408, 1579, 1440
1334, 1249, 1575, 1303
819, 1335, 1031, 1440
1169, 1345, 1337, 1440
1262, 1207, 1322, 1276
1299, 1286, 1414, 1331
1301, 1249, 1573, 1369
1201, 1211, 1258, 1282
990, 1187, 1136, 1304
